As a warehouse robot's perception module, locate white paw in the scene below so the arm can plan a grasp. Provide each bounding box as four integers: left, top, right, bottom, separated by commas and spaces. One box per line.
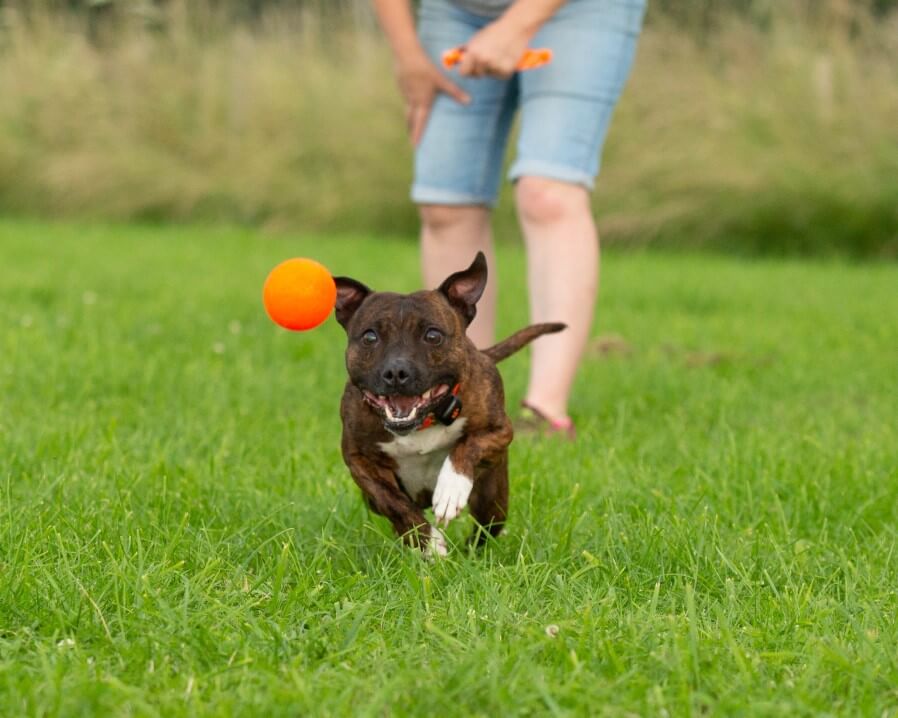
425, 526, 448, 559
432, 458, 473, 527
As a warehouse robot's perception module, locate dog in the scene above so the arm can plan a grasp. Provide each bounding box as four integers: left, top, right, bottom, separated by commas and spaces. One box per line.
333, 252, 564, 555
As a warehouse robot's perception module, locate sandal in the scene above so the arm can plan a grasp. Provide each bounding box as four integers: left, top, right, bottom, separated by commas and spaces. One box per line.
514, 401, 577, 441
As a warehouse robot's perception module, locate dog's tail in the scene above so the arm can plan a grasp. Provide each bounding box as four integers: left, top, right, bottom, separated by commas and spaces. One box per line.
481, 323, 566, 363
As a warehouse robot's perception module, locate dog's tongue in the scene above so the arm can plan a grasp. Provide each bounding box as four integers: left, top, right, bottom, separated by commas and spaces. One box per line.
389, 395, 419, 414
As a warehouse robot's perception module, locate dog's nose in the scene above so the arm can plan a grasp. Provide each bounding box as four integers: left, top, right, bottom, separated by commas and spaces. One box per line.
381, 358, 415, 389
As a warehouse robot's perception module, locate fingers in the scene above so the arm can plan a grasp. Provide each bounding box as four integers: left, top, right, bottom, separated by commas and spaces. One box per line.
457, 53, 514, 79
408, 103, 431, 146
457, 51, 480, 78
405, 70, 470, 146
492, 64, 516, 80
436, 75, 471, 105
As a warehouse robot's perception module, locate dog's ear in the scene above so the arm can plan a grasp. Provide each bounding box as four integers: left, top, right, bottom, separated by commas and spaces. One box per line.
333, 277, 372, 329
438, 251, 488, 326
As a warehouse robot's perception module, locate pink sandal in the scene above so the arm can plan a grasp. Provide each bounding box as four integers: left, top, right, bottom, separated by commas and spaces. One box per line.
515, 401, 577, 441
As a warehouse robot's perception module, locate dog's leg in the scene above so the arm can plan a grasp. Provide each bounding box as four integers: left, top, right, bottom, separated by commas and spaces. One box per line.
433, 419, 513, 527
347, 454, 441, 552
467, 455, 509, 546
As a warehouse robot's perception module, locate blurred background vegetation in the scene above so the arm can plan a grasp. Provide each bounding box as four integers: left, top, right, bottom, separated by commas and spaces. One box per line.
0, 0, 896, 257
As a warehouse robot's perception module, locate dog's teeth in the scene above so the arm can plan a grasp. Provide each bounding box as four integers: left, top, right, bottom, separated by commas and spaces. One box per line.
385, 405, 395, 421
422, 389, 432, 401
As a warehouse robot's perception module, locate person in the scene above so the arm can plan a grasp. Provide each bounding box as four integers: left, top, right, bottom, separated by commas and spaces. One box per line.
372, 0, 647, 438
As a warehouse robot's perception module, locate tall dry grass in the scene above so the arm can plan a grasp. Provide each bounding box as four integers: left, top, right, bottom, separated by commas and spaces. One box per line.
604, 4, 898, 256
0, 1, 896, 255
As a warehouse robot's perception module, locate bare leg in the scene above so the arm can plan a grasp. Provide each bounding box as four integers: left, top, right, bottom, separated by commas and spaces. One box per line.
419, 204, 496, 349
515, 177, 599, 424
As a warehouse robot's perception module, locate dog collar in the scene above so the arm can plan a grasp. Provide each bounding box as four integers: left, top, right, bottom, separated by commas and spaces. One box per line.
419, 383, 462, 430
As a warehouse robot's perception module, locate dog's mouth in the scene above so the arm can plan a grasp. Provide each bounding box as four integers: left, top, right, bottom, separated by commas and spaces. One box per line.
362, 383, 452, 433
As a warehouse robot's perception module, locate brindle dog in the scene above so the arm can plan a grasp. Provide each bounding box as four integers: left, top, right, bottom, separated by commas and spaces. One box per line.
334, 252, 564, 555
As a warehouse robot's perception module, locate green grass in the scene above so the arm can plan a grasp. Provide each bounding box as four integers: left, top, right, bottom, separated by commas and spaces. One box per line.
1, 219, 897, 716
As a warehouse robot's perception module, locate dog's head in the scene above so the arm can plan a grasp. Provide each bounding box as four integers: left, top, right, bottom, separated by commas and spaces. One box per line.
333, 252, 487, 435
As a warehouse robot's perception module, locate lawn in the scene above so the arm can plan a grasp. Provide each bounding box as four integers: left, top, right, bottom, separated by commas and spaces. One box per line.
1, 219, 897, 717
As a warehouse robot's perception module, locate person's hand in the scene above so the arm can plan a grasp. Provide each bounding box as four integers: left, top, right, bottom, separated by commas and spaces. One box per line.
396, 51, 470, 146
458, 18, 533, 79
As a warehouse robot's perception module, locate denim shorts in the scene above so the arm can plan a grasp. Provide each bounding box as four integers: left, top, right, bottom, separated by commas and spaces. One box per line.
412, 0, 647, 206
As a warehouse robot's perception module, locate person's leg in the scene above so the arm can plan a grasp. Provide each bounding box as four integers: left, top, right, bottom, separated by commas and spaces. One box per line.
509, 0, 647, 425
413, 1, 519, 349
420, 205, 496, 348
516, 177, 597, 423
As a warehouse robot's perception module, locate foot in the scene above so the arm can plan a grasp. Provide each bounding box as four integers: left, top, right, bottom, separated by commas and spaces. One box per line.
515, 401, 576, 441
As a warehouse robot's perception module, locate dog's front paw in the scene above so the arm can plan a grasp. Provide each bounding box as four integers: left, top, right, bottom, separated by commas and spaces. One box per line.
432, 458, 473, 527
425, 526, 448, 559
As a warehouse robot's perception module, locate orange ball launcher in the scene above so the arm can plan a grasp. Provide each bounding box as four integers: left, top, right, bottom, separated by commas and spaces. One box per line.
442, 47, 553, 72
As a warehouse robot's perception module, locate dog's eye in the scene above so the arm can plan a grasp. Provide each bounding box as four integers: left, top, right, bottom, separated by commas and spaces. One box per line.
423, 328, 444, 346
361, 329, 379, 346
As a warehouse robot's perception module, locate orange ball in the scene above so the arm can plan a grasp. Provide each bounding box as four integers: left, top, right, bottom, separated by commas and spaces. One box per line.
262, 258, 336, 331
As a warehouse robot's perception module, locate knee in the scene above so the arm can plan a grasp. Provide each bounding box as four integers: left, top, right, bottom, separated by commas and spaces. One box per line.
515, 177, 589, 226
419, 204, 471, 234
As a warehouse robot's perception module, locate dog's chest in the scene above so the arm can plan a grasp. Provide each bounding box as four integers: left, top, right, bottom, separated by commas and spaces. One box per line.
378, 419, 467, 502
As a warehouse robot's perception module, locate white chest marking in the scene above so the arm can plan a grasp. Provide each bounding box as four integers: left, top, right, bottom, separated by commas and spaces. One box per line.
379, 419, 467, 503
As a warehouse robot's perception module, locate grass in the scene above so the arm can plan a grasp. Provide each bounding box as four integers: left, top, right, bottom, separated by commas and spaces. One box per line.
1, 2, 897, 256
1, 218, 898, 716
